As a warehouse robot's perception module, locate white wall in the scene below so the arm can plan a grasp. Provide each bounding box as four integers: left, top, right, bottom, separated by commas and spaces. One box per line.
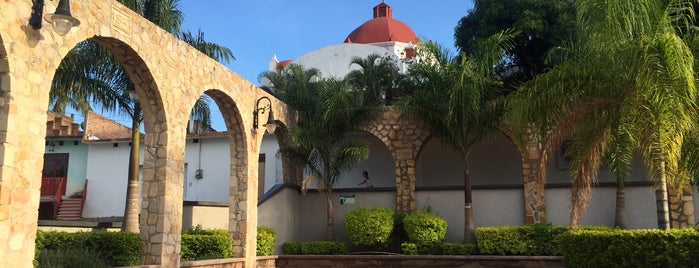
292, 43, 400, 80
183, 137, 231, 202
260, 133, 283, 193
296, 190, 396, 242
336, 132, 395, 189
416, 134, 522, 186
546, 185, 658, 229
82, 142, 140, 218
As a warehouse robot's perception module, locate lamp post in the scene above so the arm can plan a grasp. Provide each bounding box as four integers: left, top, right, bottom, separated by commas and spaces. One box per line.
253, 96, 278, 134
29, 0, 81, 36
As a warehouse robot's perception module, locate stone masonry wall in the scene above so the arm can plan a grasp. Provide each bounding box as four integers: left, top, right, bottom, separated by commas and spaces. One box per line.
0, 1, 291, 267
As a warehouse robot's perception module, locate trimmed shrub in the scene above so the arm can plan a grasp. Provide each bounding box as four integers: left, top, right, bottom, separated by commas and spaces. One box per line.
401, 243, 418, 255
557, 228, 699, 267
403, 210, 447, 249
344, 206, 394, 249
257, 226, 276, 256
477, 224, 589, 256
282, 241, 348, 255
181, 227, 233, 261
282, 242, 301, 255
435, 242, 478, 255
36, 230, 140, 267
37, 248, 108, 268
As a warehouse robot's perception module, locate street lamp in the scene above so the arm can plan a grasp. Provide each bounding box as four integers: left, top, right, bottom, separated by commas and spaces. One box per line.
29, 0, 81, 36
253, 96, 277, 134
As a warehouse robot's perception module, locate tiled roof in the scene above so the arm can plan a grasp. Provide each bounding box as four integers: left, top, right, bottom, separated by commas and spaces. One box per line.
344, 3, 417, 44
83, 111, 135, 142
46, 111, 83, 138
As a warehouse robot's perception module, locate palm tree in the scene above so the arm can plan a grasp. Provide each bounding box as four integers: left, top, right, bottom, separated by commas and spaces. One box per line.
264, 65, 371, 240
396, 32, 514, 243
508, 0, 697, 230
345, 54, 400, 106
49, 0, 233, 232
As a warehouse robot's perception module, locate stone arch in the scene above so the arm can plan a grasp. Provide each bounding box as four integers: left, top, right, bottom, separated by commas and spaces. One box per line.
203, 89, 249, 256
2, 1, 292, 266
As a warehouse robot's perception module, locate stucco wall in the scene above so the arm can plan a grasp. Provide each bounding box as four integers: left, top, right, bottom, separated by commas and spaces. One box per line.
184, 137, 231, 202
182, 203, 229, 231
296, 190, 396, 242
260, 134, 283, 193
291, 43, 399, 80
416, 134, 522, 187
259, 185, 662, 245
337, 132, 396, 189
258, 187, 302, 254
83, 141, 142, 218
546, 185, 657, 228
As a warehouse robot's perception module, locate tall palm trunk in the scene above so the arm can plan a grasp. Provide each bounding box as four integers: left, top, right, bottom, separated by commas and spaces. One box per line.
326, 192, 335, 241
614, 175, 627, 229
655, 161, 670, 230
464, 160, 476, 243
122, 103, 141, 232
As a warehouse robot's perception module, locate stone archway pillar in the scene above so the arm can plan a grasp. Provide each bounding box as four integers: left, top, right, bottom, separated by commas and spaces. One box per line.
668, 184, 695, 228
140, 131, 185, 266
522, 138, 547, 223
395, 157, 416, 213
359, 107, 429, 214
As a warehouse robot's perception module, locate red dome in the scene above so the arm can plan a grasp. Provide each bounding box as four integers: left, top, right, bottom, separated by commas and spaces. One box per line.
344, 3, 417, 44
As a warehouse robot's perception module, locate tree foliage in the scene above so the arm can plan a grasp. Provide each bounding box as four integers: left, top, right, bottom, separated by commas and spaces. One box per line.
263, 64, 371, 240
454, 0, 575, 90
397, 31, 515, 242
507, 0, 698, 229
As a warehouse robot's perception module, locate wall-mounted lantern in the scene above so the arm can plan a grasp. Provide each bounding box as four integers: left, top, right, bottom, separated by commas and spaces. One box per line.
29, 0, 81, 36
253, 96, 278, 134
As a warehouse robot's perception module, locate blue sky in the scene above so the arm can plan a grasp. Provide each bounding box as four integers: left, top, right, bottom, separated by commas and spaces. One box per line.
179, 0, 474, 85
177, 1, 474, 130
80, 1, 473, 130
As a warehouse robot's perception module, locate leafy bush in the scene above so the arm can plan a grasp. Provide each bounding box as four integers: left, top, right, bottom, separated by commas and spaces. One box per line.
282, 242, 301, 255
181, 227, 233, 261
282, 241, 348, 255
401, 243, 418, 255
344, 206, 394, 249
477, 224, 591, 255
257, 226, 276, 256
36, 230, 140, 267
403, 210, 447, 249
557, 228, 699, 267
37, 248, 108, 268
300, 241, 349, 255
435, 242, 478, 255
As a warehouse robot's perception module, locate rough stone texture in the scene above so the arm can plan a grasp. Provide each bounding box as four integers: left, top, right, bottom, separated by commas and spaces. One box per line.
520, 137, 547, 224
358, 107, 429, 213
0, 1, 292, 267
668, 184, 696, 228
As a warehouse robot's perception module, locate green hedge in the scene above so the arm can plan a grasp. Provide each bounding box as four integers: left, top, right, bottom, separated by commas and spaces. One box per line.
36, 230, 141, 267
282, 242, 302, 255
344, 206, 394, 249
403, 210, 447, 249
557, 228, 699, 267
181, 227, 233, 261
281, 241, 348, 255
257, 226, 276, 256
477, 224, 571, 255
434, 242, 478, 255
401, 243, 418, 255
